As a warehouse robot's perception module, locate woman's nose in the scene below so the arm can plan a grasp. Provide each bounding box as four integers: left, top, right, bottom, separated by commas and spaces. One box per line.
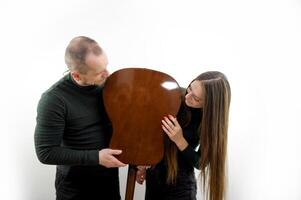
185, 92, 192, 99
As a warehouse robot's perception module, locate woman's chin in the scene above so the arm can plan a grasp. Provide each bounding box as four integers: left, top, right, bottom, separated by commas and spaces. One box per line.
185, 99, 192, 107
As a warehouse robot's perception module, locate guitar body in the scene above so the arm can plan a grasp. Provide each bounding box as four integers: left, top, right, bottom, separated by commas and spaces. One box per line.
103, 68, 181, 199
103, 68, 181, 165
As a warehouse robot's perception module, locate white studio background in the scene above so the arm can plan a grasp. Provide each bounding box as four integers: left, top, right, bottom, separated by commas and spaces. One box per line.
1, 0, 301, 199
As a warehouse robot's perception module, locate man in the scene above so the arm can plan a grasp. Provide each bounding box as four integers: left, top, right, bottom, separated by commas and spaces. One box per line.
34, 36, 126, 200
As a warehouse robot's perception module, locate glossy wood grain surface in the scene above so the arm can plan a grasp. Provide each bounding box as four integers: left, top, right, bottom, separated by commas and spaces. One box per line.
103, 68, 181, 165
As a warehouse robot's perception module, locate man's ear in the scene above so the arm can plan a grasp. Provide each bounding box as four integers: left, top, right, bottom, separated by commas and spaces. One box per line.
71, 71, 80, 81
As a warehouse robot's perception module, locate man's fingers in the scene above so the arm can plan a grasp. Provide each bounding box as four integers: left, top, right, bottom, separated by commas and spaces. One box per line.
110, 156, 126, 167
107, 156, 126, 167
109, 149, 123, 155
99, 149, 127, 168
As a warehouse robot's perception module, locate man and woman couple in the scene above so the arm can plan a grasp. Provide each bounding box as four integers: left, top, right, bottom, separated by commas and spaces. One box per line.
34, 36, 231, 200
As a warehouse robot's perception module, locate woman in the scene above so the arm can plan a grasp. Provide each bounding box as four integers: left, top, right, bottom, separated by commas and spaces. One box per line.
136, 71, 231, 200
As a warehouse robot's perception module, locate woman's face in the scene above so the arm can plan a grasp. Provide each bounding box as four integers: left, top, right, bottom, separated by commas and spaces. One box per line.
185, 80, 204, 108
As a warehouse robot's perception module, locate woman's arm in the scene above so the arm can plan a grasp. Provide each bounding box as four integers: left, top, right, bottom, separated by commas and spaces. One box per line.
162, 115, 200, 169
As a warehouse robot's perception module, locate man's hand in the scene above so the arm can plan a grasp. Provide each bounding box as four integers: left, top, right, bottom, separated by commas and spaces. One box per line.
99, 148, 127, 168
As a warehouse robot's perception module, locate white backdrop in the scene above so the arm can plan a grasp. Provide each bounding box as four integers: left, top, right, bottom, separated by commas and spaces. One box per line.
1, 0, 301, 199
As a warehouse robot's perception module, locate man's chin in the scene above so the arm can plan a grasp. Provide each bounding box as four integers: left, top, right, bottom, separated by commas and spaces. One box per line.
95, 81, 105, 87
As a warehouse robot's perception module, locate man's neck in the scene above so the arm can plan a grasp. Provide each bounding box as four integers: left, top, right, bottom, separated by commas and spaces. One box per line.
70, 73, 87, 86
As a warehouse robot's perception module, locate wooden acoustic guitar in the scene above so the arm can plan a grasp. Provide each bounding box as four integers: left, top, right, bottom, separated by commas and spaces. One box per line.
103, 68, 181, 200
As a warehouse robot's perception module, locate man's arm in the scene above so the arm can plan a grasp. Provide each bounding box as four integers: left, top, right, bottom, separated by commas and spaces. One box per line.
34, 92, 101, 165
34, 92, 126, 168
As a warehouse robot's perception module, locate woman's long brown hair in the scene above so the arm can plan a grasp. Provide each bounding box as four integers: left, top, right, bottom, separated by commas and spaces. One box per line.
165, 94, 190, 184
165, 71, 231, 200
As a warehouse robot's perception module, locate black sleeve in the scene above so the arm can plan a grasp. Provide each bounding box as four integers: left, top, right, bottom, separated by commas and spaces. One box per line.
180, 145, 201, 169
34, 92, 99, 165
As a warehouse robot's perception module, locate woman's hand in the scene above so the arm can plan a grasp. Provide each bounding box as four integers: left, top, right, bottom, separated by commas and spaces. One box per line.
135, 165, 150, 184
161, 115, 188, 151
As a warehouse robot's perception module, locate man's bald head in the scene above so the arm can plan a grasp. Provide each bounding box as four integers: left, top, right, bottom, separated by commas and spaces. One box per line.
65, 36, 103, 74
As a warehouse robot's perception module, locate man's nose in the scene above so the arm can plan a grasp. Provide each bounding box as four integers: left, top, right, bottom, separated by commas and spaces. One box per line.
103, 69, 109, 77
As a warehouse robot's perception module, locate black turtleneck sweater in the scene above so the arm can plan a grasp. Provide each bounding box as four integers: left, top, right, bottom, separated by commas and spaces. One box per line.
34, 74, 112, 166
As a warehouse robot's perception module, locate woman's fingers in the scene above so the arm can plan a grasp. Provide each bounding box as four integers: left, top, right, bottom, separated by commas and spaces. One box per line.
164, 116, 175, 128
168, 115, 180, 127
137, 165, 150, 170
136, 167, 147, 184
162, 123, 175, 141
162, 125, 170, 135
163, 115, 180, 130
162, 120, 174, 132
